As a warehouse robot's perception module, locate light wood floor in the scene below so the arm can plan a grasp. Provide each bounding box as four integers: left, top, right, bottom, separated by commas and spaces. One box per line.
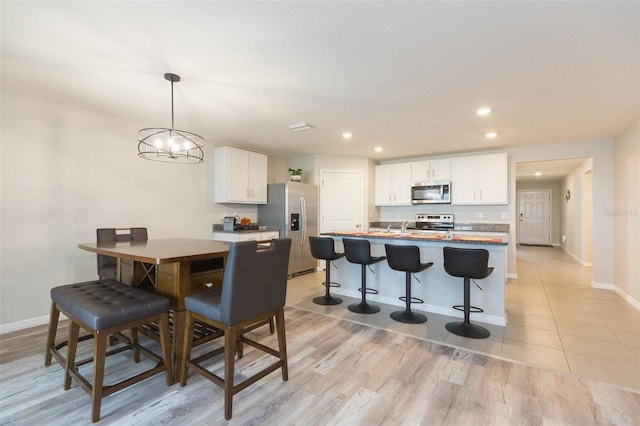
1, 246, 639, 425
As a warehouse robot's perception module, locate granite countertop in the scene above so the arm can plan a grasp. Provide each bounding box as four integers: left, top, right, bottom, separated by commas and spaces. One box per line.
323, 230, 508, 246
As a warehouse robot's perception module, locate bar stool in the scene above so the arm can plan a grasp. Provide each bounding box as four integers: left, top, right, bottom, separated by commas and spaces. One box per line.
443, 246, 494, 339
342, 238, 386, 314
309, 236, 345, 305
384, 244, 433, 324
45, 279, 173, 422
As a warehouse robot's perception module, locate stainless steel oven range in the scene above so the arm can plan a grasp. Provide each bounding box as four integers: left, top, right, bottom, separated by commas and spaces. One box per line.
407, 214, 454, 232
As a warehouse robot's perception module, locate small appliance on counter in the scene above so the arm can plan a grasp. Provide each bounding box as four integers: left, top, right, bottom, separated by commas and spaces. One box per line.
222, 216, 259, 231
223, 217, 236, 231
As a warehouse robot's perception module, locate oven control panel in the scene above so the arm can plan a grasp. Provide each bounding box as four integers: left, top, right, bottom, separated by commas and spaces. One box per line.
415, 214, 454, 223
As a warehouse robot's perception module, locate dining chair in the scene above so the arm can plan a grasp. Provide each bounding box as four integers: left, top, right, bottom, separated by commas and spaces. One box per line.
96, 227, 151, 283
179, 238, 292, 420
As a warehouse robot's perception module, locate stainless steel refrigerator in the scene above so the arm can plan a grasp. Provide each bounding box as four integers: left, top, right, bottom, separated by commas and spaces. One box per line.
258, 182, 318, 277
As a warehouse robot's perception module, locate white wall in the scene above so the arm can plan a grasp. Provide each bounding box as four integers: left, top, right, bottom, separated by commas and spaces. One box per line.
291, 154, 375, 222
560, 159, 593, 264
613, 119, 639, 305
0, 90, 286, 329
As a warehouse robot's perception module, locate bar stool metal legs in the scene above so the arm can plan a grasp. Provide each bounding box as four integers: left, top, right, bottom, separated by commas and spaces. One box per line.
445, 276, 491, 338
313, 260, 343, 305
390, 271, 427, 324
349, 263, 381, 314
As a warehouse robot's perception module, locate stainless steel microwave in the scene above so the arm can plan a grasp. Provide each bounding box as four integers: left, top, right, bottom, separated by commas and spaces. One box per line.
411, 181, 451, 204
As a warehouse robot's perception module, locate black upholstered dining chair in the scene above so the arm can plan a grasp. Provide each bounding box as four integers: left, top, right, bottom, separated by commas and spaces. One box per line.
96, 227, 150, 281
179, 238, 292, 420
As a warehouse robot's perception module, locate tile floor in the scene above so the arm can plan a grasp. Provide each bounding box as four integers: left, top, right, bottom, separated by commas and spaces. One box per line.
286, 245, 640, 392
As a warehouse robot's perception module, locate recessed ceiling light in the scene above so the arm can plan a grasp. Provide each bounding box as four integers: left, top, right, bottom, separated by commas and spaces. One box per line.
485, 132, 497, 139
374, 146, 383, 152
477, 107, 491, 116
342, 132, 353, 139
535, 171, 542, 176
286, 122, 314, 132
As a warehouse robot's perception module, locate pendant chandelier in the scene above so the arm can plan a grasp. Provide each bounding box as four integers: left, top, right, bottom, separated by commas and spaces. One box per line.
138, 73, 204, 164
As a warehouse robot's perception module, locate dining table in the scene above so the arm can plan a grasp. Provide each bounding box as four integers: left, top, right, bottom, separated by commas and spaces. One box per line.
78, 238, 231, 381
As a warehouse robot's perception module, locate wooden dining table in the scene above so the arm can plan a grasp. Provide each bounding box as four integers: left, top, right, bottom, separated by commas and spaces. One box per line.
78, 238, 231, 381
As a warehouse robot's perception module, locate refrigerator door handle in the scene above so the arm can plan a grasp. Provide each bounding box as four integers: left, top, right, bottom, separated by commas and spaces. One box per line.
300, 196, 306, 245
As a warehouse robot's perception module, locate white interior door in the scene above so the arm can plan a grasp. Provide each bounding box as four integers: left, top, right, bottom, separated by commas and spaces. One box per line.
320, 170, 363, 233
519, 190, 551, 245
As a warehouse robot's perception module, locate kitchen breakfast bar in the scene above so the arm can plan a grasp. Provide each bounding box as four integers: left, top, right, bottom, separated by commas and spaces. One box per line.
322, 231, 509, 326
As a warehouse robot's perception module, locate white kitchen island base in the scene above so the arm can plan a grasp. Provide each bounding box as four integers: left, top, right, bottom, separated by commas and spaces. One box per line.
324, 233, 508, 326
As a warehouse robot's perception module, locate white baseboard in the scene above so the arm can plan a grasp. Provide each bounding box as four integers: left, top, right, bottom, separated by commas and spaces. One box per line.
0, 314, 50, 335
561, 246, 592, 267
592, 281, 614, 290
591, 282, 640, 312
612, 286, 640, 311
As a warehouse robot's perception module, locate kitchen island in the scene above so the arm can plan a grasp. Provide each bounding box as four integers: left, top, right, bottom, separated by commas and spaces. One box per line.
322, 231, 509, 326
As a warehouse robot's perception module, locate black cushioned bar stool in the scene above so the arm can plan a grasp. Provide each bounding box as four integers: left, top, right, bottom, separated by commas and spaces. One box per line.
342, 238, 386, 314
384, 244, 433, 324
309, 236, 345, 305
443, 247, 494, 339
45, 279, 173, 423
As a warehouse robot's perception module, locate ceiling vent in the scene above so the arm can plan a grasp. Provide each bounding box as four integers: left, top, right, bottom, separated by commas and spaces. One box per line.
286, 122, 314, 132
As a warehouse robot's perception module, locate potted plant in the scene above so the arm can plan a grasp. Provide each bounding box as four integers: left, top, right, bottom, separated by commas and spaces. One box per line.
288, 168, 302, 182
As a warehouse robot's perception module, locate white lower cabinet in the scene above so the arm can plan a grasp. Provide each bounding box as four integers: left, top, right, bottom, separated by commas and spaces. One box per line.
211, 231, 279, 243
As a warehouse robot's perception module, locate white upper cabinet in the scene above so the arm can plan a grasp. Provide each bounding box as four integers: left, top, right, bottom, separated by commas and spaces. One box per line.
411, 158, 450, 182
214, 146, 268, 204
451, 153, 507, 205
375, 163, 412, 206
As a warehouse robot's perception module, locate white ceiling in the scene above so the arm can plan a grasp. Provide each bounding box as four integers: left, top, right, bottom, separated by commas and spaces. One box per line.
2, 1, 638, 167
516, 158, 588, 181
